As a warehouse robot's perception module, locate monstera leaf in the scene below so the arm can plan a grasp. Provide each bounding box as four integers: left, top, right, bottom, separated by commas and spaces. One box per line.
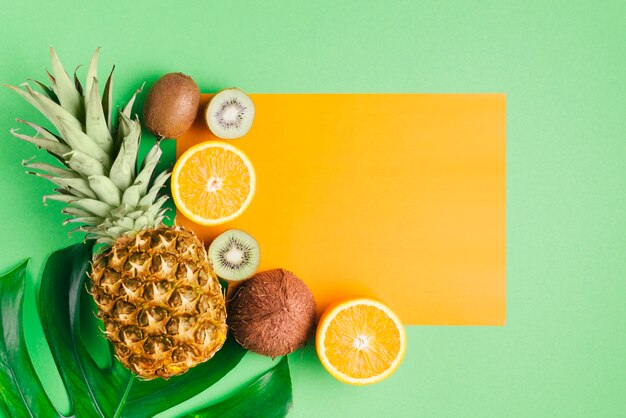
0, 259, 58, 417
186, 356, 293, 418
0, 244, 293, 417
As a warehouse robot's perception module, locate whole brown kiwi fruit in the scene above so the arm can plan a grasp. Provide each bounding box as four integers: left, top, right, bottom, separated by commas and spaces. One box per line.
143, 72, 200, 139
227, 269, 316, 357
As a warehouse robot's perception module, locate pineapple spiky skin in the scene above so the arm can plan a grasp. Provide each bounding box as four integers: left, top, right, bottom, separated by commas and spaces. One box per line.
8, 48, 228, 380
90, 227, 227, 379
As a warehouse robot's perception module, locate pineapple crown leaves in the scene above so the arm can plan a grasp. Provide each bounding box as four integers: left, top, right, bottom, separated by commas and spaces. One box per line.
6, 48, 169, 245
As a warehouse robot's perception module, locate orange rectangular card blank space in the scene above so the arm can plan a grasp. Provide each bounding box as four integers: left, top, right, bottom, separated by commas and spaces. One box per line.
176, 94, 506, 325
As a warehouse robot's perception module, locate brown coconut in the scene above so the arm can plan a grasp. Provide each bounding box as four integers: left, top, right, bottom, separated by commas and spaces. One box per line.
227, 269, 316, 357
142, 72, 200, 139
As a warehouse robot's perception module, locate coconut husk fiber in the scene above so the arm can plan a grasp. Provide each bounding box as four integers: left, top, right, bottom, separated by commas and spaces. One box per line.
227, 269, 316, 357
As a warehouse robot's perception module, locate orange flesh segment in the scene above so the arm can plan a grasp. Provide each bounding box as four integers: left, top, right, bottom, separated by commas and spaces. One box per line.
177, 146, 252, 220
324, 305, 402, 379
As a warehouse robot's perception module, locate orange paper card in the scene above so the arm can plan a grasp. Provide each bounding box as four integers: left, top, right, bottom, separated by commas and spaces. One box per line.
176, 94, 506, 325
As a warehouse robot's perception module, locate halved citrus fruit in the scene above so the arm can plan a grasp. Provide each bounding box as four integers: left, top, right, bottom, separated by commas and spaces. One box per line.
316, 298, 406, 385
172, 141, 255, 225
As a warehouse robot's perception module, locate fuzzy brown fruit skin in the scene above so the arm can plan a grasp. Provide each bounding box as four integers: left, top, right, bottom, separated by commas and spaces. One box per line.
143, 72, 200, 139
227, 269, 316, 357
89, 226, 227, 379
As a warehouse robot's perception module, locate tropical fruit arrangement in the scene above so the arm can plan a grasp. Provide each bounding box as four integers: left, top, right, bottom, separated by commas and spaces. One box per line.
1, 48, 406, 416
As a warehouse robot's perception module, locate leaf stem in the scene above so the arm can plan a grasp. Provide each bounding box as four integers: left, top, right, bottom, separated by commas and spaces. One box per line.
113, 376, 135, 418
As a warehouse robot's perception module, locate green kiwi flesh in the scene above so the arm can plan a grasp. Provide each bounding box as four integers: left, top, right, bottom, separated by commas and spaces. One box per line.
205, 88, 255, 139
208, 229, 260, 282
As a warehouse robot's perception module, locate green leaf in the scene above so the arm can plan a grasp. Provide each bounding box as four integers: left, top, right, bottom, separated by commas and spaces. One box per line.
49, 47, 84, 121
88, 175, 122, 207
56, 117, 112, 168
10, 128, 72, 158
85, 76, 114, 154
184, 356, 293, 418
122, 83, 145, 118
65, 150, 107, 177
63, 216, 103, 227
133, 143, 162, 197
31, 173, 97, 199
138, 171, 171, 208
7, 82, 83, 134
28, 79, 59, 103
117, 107, 134, 140
102, 66, 115, 133
39, 241, 131, 417
74, 66, 84, 96
16, 119, 61, 142
145, 195, 169, 220
43, 193, 79, 205
110, 115, 140, 191
0, 260, 59, 416
23, 159, 79, 179
121, 182, 143, 208
85, 48, 100, 98
68, 198, 114, 217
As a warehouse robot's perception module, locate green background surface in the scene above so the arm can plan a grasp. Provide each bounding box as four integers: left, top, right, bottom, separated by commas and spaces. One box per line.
1, 1, 625, 417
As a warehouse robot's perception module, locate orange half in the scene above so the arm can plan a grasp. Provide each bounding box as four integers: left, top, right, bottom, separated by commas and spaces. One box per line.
172, 141, 255, 226
316, 298, 406, 385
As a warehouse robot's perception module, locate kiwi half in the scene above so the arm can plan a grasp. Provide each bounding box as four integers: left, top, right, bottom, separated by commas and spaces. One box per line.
205, 88, 255, 139
208, 229, 260, 282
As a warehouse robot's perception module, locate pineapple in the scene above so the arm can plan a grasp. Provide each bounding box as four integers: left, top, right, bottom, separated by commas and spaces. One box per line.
8, 48, 227, 379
